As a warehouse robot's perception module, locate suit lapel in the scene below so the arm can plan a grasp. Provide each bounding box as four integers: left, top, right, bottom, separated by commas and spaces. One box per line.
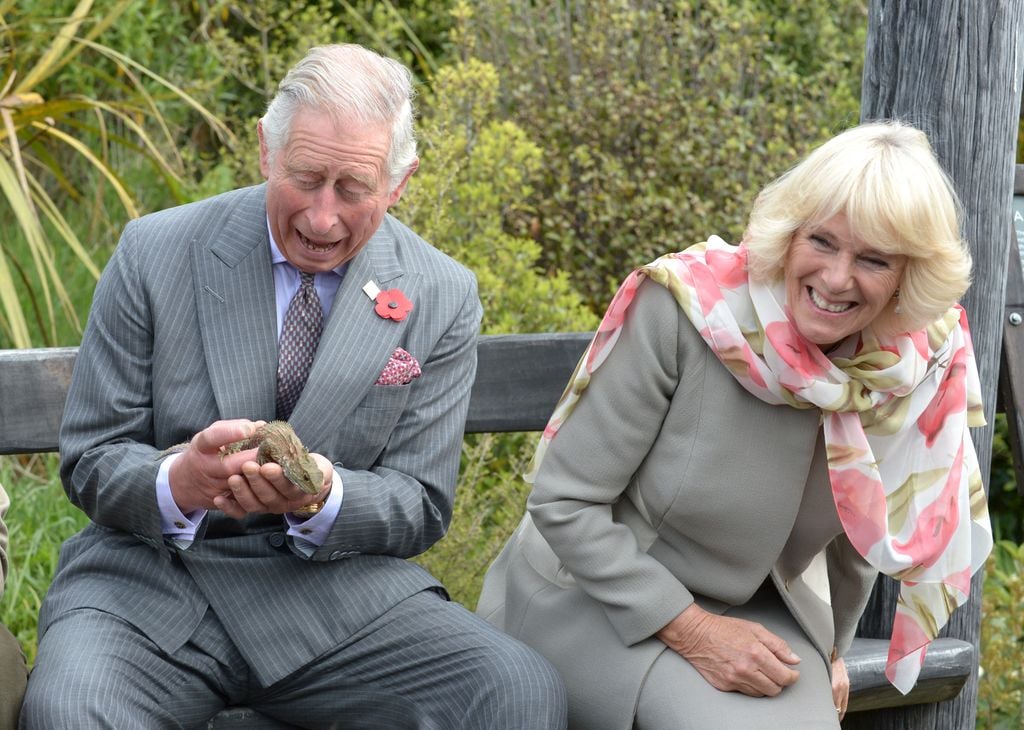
291, 218, 420, 444
193, 186, 279, 420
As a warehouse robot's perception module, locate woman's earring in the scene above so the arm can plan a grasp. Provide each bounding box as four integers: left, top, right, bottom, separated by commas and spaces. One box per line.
893, 287, 902, 315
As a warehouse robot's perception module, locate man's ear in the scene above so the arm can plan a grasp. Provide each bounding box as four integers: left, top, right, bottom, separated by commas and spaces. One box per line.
387, 159, 420, 206
257, 120, 271, 179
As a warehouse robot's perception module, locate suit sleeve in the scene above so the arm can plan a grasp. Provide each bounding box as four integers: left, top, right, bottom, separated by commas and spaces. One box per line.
827, 533, 878, 656
58, 221, 167, 546
312, 272, 483, 561
527, 279, 698, 645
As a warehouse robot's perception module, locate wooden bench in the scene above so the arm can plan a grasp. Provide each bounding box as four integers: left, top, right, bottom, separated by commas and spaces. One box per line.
0, 334, 977, 727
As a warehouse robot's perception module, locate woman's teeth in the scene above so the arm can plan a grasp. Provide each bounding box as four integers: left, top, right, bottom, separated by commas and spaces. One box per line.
809, 288, 853, 313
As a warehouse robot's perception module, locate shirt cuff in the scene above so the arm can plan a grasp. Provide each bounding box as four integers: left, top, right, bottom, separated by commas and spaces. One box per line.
156, 452, 206, 548
285, 469, 344, 552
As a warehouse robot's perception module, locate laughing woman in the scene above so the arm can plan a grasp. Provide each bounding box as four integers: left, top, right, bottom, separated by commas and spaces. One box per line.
478, 122, 992, 729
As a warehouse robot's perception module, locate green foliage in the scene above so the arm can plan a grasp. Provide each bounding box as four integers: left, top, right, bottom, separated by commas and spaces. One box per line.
978, 539, 1024, 728
402, 56, 597, 605
459, 0, 867, 309
0, 455, 88, 665
401, 56, 597, 336
988, 414, 1024, 544
0, 0, 232, 347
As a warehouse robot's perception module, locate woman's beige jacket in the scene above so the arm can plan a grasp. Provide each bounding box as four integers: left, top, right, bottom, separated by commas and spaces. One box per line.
478, 280, 878, 729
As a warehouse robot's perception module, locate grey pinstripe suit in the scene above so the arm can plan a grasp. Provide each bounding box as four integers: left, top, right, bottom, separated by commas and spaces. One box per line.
25, 184, 565, 729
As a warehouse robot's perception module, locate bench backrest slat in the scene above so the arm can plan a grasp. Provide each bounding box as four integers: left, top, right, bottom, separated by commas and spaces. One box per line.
0, 347, 77, 455
0, 334, 592, 455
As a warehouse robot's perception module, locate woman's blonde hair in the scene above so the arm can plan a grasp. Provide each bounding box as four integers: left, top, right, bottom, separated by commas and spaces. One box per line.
744, 121, 971, 333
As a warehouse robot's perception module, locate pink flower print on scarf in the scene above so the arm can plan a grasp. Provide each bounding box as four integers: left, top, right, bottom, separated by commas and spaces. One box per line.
587, 269, 643, 371
917, 346, 969, 447
765, 319, 833, 382
829, 463, 888, 555
893, 441, 964, 570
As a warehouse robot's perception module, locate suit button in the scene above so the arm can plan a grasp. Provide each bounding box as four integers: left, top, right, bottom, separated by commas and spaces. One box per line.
268, 533, 285, 548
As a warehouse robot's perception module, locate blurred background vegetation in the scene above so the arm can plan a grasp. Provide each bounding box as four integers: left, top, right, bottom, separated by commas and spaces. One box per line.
0, 1, 1020, 725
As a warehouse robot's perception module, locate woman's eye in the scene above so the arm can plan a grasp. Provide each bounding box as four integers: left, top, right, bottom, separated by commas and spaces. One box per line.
810, 235, 832, 250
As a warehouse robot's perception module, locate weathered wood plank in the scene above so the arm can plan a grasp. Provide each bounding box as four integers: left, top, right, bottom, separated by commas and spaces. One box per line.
0, 335, 594, 455
0, 347, 76, 455
467, 332, 590, 433
999, 232, 1024, 496
856, 1, 1024, 727
1001, 168, 1024, 495
845, 638, 974, 713
0, 336, 982, 717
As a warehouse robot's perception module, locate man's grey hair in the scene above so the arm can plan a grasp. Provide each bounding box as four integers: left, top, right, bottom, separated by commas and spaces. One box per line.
260, 44, 417, 191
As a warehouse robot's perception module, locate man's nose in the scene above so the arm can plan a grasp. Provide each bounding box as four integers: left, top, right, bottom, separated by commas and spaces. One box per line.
308, 189, 339, 236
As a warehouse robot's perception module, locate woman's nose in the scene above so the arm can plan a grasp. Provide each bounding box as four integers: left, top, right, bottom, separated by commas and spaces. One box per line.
822, 256, 854, 291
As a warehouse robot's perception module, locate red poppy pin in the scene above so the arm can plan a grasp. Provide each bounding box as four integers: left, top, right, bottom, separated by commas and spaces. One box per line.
363, 281, 413, 322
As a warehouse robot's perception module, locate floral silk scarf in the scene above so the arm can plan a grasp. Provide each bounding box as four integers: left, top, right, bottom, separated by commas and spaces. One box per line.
528, 236, 992, 694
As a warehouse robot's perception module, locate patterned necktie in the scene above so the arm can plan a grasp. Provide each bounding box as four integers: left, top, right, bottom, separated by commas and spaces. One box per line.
276, 271, 324, 420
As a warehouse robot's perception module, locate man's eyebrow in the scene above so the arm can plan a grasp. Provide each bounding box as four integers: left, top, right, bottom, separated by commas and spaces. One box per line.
345, 172, 378, 189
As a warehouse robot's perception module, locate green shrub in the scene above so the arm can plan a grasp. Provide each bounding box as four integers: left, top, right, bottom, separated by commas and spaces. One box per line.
459, 0, 866, 310
978, 539, 1024, 728
401, 55, 599, 603
988, 414, 1024, 544
401, 55, 598, 605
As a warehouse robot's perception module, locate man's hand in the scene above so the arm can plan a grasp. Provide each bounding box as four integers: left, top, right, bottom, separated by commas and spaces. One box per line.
221, 452, 332, 518
656, 603, 801, 696
167, 419, 264, 513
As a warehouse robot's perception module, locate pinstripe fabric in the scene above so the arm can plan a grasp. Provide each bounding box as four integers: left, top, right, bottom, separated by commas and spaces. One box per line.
24, 184, 563, 727
24, 593, 566, 730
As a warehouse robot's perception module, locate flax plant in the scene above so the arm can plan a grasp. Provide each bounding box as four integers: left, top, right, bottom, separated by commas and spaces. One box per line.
0, 0, 234, 348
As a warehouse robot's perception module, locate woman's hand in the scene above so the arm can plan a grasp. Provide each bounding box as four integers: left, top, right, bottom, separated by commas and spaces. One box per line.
656, 603, 801, 696
831, 655, 849, 720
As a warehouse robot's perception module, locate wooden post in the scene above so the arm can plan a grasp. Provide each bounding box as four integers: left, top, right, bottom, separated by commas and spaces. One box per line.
846, 2, 1024, 728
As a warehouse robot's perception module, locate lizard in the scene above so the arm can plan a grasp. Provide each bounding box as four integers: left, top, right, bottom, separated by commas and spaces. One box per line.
158, 420, 325, 515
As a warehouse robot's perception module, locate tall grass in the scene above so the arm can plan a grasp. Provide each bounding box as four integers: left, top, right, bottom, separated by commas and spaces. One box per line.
0, 455, 86, 666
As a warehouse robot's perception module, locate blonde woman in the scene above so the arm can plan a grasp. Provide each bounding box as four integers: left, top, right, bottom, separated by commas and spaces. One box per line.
480, 121, 991, 729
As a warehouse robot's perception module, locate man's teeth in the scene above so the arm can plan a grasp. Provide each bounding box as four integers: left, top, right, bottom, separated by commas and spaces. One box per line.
300, 233, 335, 252
809, 288, 853, 313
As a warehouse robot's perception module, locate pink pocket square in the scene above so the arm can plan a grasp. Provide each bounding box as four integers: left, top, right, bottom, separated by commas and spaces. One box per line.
375, 347, 422, 386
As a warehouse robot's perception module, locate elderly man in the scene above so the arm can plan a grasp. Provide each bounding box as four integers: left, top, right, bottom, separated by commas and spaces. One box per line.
22, 44, 565, 729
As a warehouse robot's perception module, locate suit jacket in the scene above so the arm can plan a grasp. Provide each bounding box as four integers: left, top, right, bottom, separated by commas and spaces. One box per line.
478, 280, 876, 729
49, 184, 482, 687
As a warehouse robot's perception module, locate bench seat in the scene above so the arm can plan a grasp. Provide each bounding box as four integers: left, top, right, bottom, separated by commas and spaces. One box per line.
0, 342, 978, 724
